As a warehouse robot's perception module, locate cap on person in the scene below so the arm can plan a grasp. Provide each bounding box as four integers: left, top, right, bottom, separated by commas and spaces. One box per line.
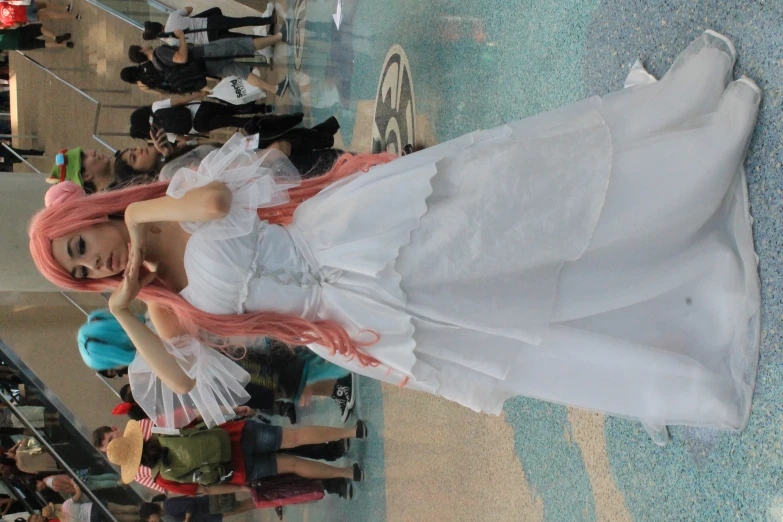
47, 148, 82, 186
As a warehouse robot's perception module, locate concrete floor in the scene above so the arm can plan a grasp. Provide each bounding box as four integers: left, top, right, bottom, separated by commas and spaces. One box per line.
11, 0, 783, 520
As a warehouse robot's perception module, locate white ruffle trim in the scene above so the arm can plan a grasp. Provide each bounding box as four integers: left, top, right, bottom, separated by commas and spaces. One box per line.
129, 335, 251, 428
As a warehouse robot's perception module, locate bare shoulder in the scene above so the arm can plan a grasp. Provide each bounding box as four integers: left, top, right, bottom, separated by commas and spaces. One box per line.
148, 303, 189, 340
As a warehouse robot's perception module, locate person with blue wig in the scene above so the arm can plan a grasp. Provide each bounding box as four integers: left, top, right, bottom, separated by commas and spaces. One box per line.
78, 310, 357, 422
77, 309, 141, 371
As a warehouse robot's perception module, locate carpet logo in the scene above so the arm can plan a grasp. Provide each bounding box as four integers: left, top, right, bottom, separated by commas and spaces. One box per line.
371, 45, 416, 155
293, 0, 307, 71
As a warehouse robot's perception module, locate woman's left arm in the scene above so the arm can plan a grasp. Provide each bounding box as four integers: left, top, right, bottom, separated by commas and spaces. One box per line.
126, 182, 232, 227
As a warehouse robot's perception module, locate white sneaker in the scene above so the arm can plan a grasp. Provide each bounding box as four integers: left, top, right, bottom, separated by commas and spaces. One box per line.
262, 2, 274, 18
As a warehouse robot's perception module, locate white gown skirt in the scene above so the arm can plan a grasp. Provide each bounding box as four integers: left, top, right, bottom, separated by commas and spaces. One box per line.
296, 31, 761, 437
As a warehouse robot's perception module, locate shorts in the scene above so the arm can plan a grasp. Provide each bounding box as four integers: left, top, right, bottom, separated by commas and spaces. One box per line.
18, 25, 45, 50
240, 418, 282, 482
192, 37, 255, 79
25, 2, 39, 22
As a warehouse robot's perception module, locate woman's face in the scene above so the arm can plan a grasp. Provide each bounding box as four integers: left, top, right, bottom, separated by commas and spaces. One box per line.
51, 220, 130, 279
120, 145, 159, 173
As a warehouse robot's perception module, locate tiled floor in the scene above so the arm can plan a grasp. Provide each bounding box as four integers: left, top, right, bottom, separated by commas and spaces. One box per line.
12, 0, 783, 521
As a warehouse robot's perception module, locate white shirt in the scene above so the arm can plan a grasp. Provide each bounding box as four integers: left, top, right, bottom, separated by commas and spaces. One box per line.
163, 8, 209, 46
151, 98, 200, 142
60, 500, 91, 522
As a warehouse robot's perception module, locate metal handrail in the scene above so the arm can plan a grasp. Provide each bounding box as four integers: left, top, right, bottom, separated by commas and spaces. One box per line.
0, 395, 118, 522
0, 143, 41, 174
95, 373, 122, 399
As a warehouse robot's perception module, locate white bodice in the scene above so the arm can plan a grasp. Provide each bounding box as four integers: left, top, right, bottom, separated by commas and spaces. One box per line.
180, 219, 323, 319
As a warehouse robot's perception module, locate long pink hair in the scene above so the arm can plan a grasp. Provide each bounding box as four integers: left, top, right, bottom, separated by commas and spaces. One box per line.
30, 153, 395, 367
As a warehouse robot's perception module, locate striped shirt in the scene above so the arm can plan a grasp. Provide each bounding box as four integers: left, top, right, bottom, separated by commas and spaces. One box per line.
134, 419, 165, 493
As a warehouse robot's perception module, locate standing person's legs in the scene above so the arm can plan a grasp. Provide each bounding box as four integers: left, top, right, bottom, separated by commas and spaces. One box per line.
207, 14, 273, 32
274, 455, 354, 480
279, 422, 363, 449
12, 147, 45, 156
84, 472, 120, 490
192, 102, 248, 132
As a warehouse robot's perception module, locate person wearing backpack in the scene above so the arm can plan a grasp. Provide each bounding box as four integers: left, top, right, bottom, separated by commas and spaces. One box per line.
129, 93, 303, 144
106, 419, 366, 496
128, 29, 290, 98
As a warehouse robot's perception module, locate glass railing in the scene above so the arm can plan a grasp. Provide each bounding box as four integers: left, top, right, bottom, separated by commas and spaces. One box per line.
0, 347, 143, 520
83, 0, 172, 29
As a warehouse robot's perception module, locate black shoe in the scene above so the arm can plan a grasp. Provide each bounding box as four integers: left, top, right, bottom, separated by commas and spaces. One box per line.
311, 116, 340, 136
66, 42, 74, 49
323, 478, 352, 499
274, 506, 283, 520
56, 33, 71, 43
401, 144, 414, 156
276, 75, 290, 97
66, 2, 72, 11
354, 420, 368, 439
352, 463, 364, 482
332, 374, 355, 422
338, 480, 353, 499
280, 18, 290, 43
273, 401, 297, 424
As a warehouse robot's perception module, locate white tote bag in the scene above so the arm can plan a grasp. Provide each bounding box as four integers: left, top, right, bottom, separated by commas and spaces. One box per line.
208, 76, 265, 105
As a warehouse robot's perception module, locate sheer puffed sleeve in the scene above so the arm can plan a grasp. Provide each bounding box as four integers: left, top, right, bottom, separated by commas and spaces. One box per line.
166, 134, 301, 239
129, 335, 251, 428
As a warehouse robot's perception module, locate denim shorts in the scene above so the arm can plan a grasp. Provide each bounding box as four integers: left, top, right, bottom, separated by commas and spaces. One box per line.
240, 418, 283, 481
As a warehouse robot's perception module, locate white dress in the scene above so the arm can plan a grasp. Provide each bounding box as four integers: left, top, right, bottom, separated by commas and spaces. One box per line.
132, 32, 761, 442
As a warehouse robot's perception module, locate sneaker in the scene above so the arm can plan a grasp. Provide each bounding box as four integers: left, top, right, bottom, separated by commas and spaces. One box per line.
55, 33, 71, 43
339, 481, 353, 500
66, 2, 72, 12
262, 2, 275, 18
334, 396, 352, 422
66, 42, 74, 49
332, 373, 355, 422
352, 463, 364, 482
276, 75, 290, 97
274, 506, 284, 520
280, 18, 290, 43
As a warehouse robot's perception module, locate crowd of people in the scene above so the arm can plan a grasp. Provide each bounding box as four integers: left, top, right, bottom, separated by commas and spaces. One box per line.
2, 2, 374, 518
0, 0, 768, 519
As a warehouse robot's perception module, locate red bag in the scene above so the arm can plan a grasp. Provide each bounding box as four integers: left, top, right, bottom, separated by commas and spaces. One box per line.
250, 475, 325, 508
0, 3, 28, 27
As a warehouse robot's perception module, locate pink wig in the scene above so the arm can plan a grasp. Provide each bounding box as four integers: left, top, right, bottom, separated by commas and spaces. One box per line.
30, 153, 395, 367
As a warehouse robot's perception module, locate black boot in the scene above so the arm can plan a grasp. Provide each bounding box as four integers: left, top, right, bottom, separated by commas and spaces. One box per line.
310, 116, 340, 136
244, 113, 303, 138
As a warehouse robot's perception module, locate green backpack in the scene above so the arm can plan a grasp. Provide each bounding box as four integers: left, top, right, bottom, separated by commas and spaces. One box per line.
154, 425, 234, 486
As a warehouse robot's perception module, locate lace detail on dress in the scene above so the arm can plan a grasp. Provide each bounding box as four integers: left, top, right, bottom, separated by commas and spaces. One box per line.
234, 222, 323, 315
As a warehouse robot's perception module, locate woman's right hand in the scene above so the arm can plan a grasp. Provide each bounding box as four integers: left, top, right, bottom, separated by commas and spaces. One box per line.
150, 128, 175, 157
109, 258, 156, 313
